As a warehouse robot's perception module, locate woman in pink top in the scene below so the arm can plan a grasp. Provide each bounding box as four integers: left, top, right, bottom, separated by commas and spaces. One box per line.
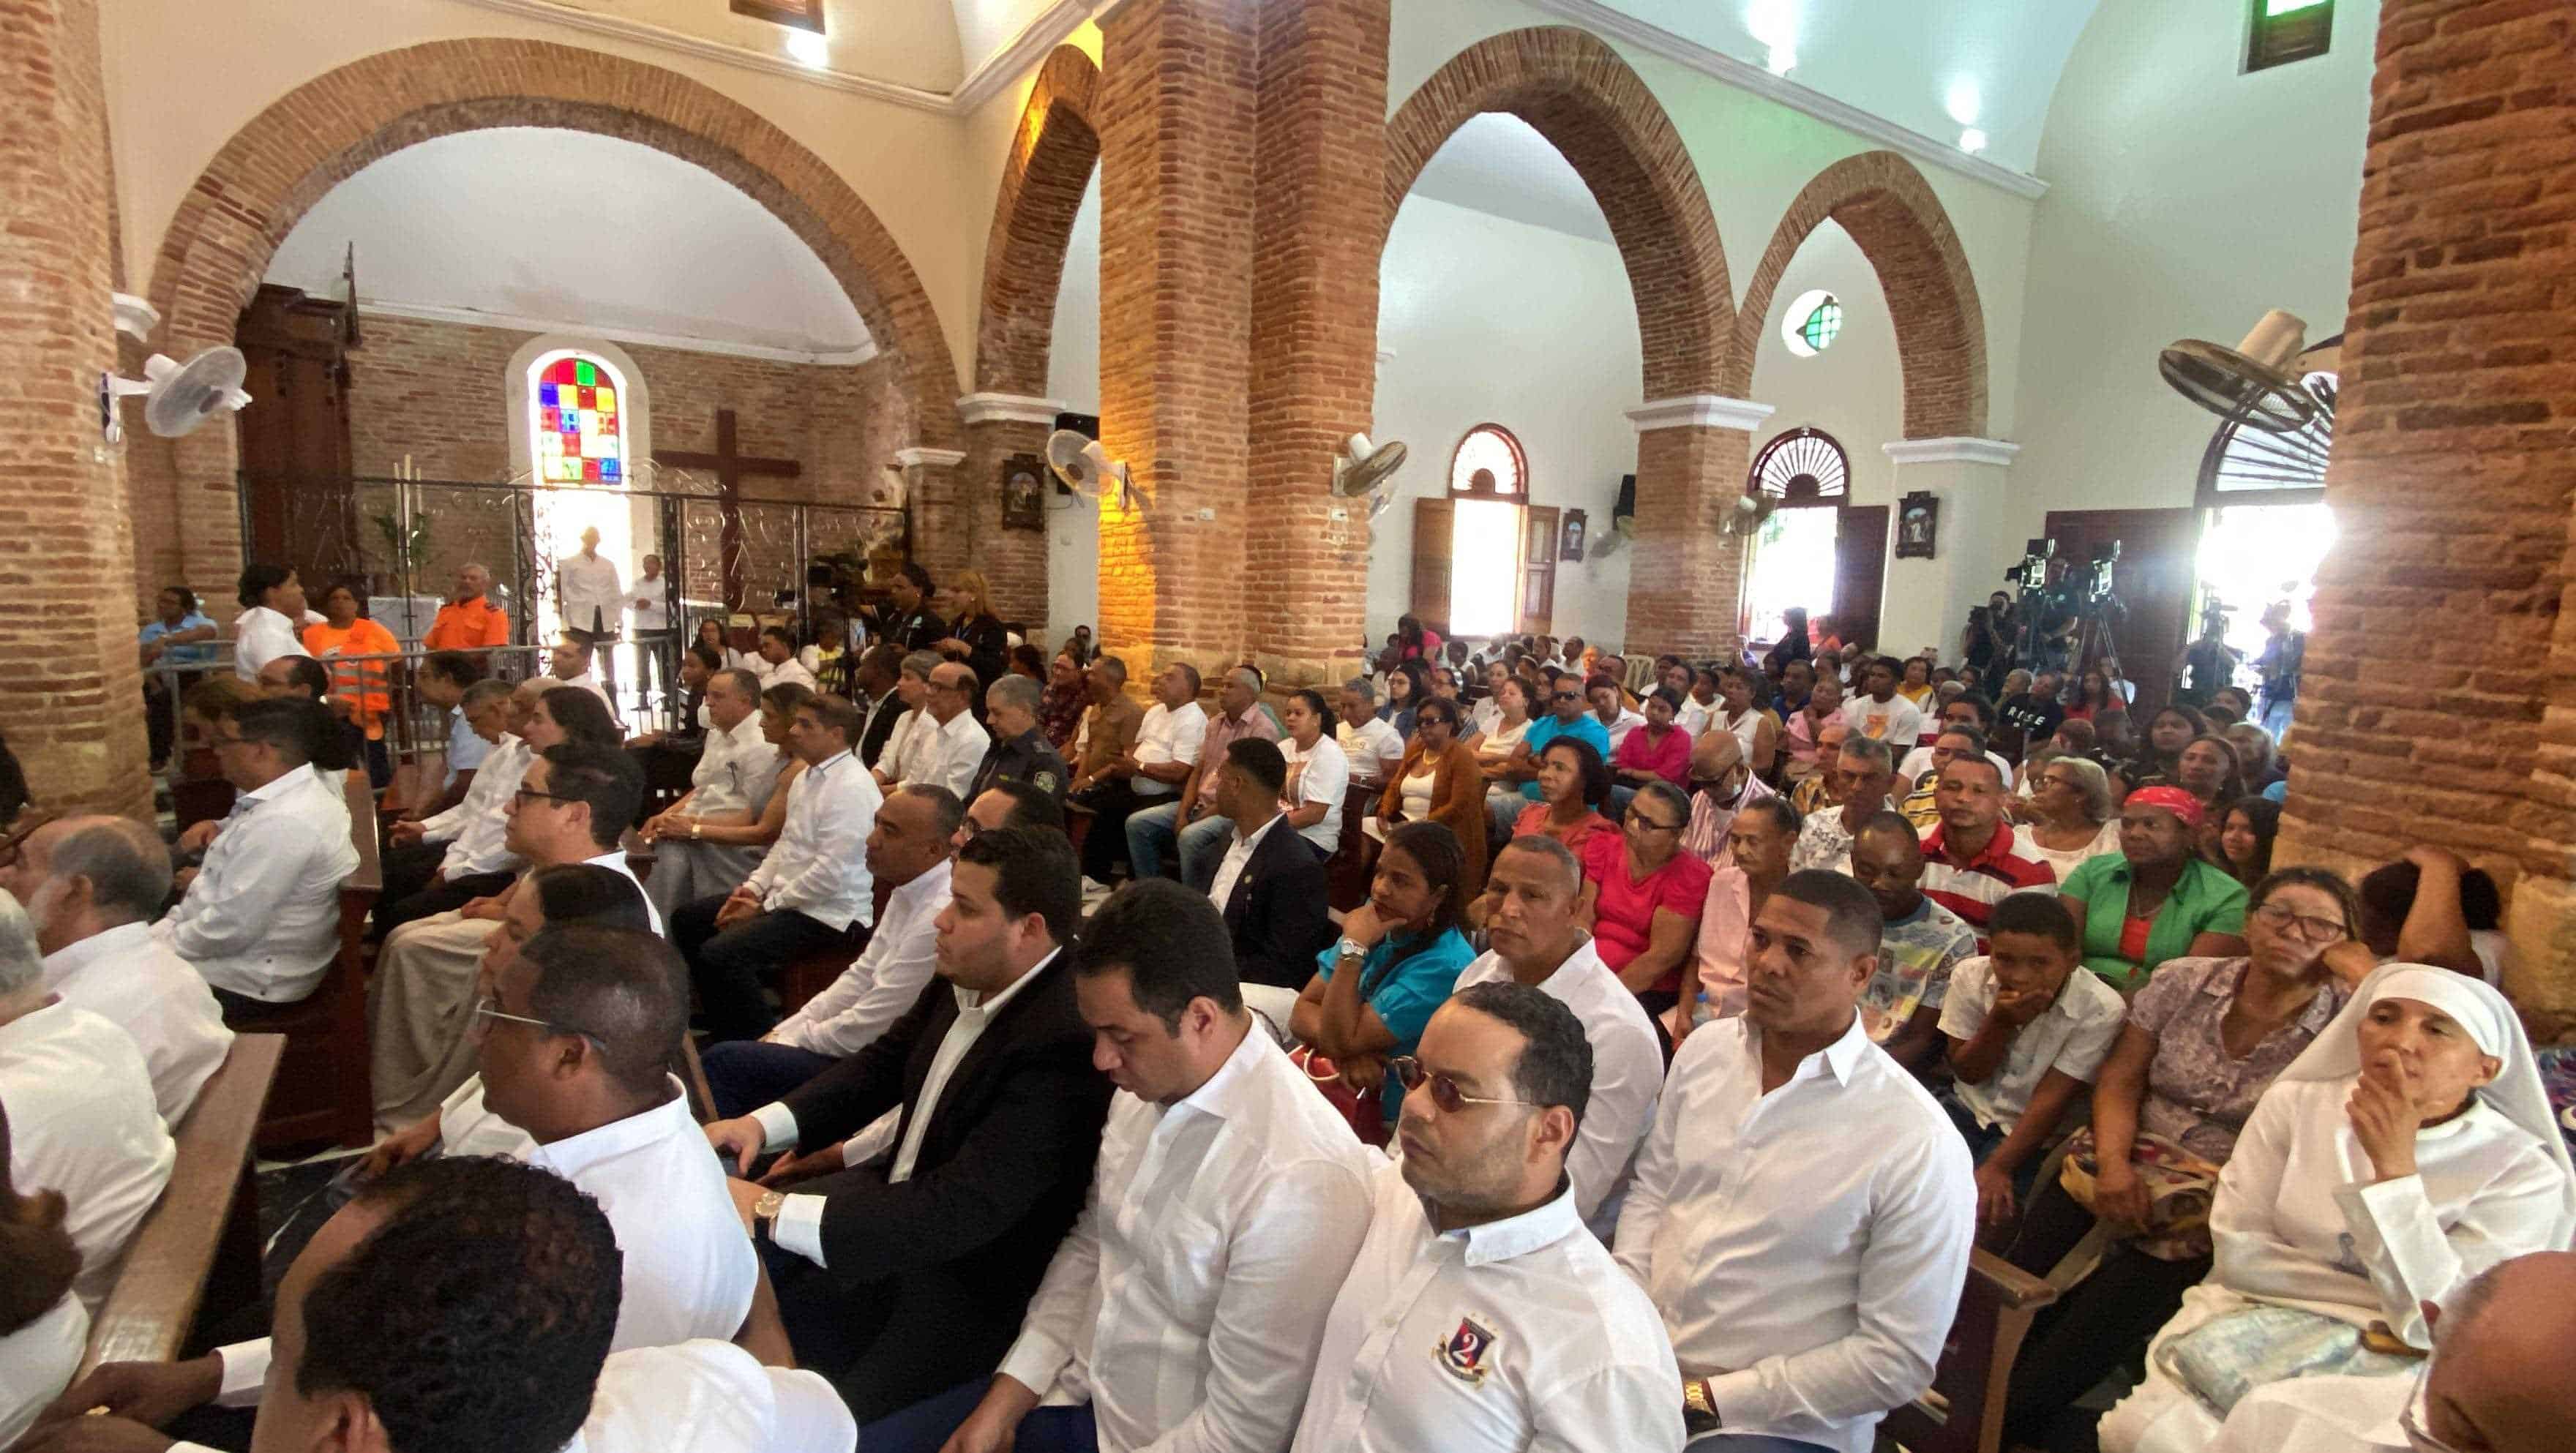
1577, 779, 1713, 1024
1613, 686, 1694, 791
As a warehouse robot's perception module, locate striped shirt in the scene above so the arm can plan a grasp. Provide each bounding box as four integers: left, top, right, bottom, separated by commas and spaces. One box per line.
1914, 819, 2054, 947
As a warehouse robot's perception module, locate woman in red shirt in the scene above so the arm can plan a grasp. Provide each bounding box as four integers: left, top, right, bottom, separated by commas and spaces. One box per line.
1613, 686, 1694, 792
1510, 736, 1616, 855
1578, 779, 1713, 1024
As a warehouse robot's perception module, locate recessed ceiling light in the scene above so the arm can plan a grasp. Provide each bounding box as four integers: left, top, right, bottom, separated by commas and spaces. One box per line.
1766, 45, 1797, 77
1944, 78, 1982, 127
785, 30, 828, 67
1959, 127, 1989, 155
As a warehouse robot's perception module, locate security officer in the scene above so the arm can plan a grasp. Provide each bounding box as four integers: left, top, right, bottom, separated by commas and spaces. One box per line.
967, 673, 1068, 806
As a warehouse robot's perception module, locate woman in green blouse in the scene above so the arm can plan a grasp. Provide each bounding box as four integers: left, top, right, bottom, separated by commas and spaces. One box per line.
2057, 786, 2250, 992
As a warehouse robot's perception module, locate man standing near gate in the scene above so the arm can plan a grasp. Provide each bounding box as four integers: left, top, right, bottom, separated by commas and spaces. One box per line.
628, 552, 675, 718
557, 525, 624, 701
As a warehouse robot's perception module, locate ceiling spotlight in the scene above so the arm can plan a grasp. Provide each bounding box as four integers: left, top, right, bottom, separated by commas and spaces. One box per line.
1959, 128, 1989, 155
784, 30, 829, 67
1944, 78, 1982, 127
1766, 45, 1797, 77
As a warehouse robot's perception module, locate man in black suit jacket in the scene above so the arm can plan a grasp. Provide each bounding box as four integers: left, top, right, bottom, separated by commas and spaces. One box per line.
705, 826, 1110, 1427
850, 642, 910, 770
1206, 737, 1334, 989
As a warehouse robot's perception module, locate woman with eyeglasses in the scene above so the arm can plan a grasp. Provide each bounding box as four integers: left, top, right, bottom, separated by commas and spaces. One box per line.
1291, 820, 1475, 1127
1576, 780, 1712, 1025
2000, 866, 2367, 1449
1376, 697, 1486, 899
2022, 752, 2122, 882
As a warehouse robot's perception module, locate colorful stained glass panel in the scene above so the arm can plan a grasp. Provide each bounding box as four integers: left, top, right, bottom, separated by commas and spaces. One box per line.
533, 353, 629, 489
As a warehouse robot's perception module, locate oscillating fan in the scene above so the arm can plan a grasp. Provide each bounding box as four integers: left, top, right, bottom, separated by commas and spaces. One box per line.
2162, 312, 2340, 498
1046, 428, 1133, 513
99, 348, 254, 443
1590, 514, 1636, 558
1332, 432, 1409, 522
1721, 493, 1781, 538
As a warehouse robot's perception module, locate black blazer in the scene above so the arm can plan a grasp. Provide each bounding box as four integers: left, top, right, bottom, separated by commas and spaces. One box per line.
1222, 818, 1334, 989
776, 950, 1110, 1418
855, 688, 905, 770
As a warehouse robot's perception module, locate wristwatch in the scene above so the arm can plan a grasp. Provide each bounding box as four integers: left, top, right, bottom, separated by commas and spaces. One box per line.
1336, 936, 1368, 961
1682, 1378, 1723, 1436
750, 1190, 786, 1244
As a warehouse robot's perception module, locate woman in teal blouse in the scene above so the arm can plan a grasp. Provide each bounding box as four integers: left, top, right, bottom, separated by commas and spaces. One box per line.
2058, 786, 2250, 993
1292, 820, 1475, 1119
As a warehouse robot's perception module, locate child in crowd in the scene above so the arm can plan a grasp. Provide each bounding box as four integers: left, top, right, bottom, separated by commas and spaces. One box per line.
1937, 893, 2127, 1231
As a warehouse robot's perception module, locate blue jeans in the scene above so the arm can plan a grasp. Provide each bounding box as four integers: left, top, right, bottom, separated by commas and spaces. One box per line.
1125, 800, 1233, 887
700, 1040, 840, 1119
858, 1378, 1098, 1453
1939, 1085, 2047, 1204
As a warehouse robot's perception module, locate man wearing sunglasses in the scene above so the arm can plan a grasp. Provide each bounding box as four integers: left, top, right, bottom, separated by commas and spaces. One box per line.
1493, 677, 1612, 844
1292, 981, 1684, 1452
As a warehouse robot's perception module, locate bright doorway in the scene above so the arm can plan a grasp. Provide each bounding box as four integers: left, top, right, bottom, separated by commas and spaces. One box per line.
1449, 498, 1524, 638
1744, 506, 1838, 645
2194, 502, 2337, 667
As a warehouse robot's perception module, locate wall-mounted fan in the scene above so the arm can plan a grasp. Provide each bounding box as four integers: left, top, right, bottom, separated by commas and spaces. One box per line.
1333, 432, 1408, 522
2160, 310, 2338, 496
1721, 493, 1782, 538
1046, 427, 1134, 513
1590, 513, 1636, 558
100, 348, 254, 443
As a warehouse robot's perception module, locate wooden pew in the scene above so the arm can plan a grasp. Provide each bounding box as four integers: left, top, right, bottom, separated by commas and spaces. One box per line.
1882, 1248, 2060, 1453
231, 773, 382, 1150
1325, 782, 1382, 912
78, 1035, 285, 1378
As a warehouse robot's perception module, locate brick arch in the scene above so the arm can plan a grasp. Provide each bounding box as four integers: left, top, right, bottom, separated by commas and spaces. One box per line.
146, 39, 962, 476
975, 45, 1100, 398
1730, 151, 1987, 438
1382, 27, 1732, 400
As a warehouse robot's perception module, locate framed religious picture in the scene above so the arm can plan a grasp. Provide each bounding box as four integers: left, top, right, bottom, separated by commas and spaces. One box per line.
1896, 491, 1939, 560
1000, 454, 1046, 531
1560, 509, 1588, 562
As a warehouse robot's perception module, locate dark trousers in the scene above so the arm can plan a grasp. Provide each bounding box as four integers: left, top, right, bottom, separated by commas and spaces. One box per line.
763, 1245, 1016, 1425
855, 1378, 1098, 1453
701, 1040, 840, 1119
2000, 1176, 2212, 1451
672, 896, 851, 1042
1074, 780, 1153, 882
375, 854, 514, 940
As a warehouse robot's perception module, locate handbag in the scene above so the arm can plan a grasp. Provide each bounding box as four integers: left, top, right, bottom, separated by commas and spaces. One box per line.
1289, 1044, 1388, 1146
2057, 1126, 2225, 1261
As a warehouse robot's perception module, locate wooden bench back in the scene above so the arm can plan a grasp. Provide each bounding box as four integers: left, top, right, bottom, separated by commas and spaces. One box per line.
79, 1034, 285, 1378
1880, 1248, 2060, 1453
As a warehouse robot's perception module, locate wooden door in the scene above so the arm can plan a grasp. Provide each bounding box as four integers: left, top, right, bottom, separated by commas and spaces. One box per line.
1409, 496, 1453, 636
2041, 508, 2199, 712
235, 284, 358, 584
1519, 505, 1558, 637
1832, 505, 1888, 652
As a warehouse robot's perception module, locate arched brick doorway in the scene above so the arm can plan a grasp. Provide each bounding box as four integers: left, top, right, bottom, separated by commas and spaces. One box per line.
957, 43, 1102, 624
141, 37, 961, 592
1731, 151, 1988, 440
1382, 26, 1740, 658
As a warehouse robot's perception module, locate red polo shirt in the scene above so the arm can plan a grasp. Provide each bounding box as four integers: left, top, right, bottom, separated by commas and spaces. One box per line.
1917, 818, 2056, 945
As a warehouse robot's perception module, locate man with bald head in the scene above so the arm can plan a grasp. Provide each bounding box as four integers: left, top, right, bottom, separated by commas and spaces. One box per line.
422, 560, 512, 652
885, 660, 989, 800
1677, 724, 1778, 866
1127, 662, 1276, 886
4, 816, 231, 1121
2208, 1250, 2576, 1453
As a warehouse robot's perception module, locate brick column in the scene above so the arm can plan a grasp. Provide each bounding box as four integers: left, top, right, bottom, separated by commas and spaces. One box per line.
2272, 0, 2576, 1024
956, 392, 1063, 632
0, 0, 152, 818
896, 446, 970, 586
1621, 397, 1769, 661
1881, 437, 2021, 656
1096, 0, 1259, 682
1241, 0, 1389, 691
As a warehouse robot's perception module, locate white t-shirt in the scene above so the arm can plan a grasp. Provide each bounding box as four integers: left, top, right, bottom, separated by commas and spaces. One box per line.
1279, 733, 1350, 853
231, 604, 310, 680
1936, 957, 2127, 1133
1841, 692, 1923, 748
1132, 701, 1208, 799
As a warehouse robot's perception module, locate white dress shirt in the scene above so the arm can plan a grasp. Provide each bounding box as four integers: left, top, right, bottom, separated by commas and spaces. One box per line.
157, 762, 359, 1002
1336, 716, 1405, 784
1674, 697, 1716, 740
1292, 1159, 1684, 1453
690, 710, 786, 818
1131, 702, 1208, 799
1278, 732, 1349, 853
0, 1295, 86, 1452
628, 574, 671, 634
756, 949, 1060, 1265
421, 735, 531, 879
1936, 956, 2127, 1133
1206, 812, 1284, 917
229, 604, 309, 680
1597, 707, 1646, 752
42, 920, 234, 1123
1614, 1015, 1973, 1453
768, 859, 952, 1058
1467, 697, 1502, 737
893, 707, 991, 800
757, 655, 820, 692
585, 848, 664, 936
0, 1002, 177, 1310
558, 669, 618, 716
558, 552, 625, 634
740, 750, 880, 932
999, 1027, 1374, 1453
1453, 941, 1661, 1242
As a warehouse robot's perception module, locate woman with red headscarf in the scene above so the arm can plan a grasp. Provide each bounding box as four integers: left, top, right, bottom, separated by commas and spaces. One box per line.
2056, 786, 2251, 994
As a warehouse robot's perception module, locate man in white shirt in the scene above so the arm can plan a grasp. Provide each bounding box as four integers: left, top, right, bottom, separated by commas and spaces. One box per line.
1080, 662, 1209, 886
1292, 982, 1685, 1453
370, 742, 655, 1134
1456, 836, 1661, 1241
755, 624, 822, 691
158, 697, 359, 1011
871, 649, 943, 789
886, 661, 990, 800
10, 817, 231, 1123
674, 692, 881, 1043
379, 677, 525, 935
1616, 869, 1973, 1453
626, 550, 674, 712
1840, 656, 1924, 748
0, 889, 176, 1313
556, 524, 625, 639
54, 1155, 852, 1453
1205, 739, 1333, 991
1336, 677, 1406, 789
228, 563, 313, 683
551, 628, 621, 718
1129, 665, 1278, 887
700, 784, 962, 1118
640, 667, 787, 923
935, 878, 1373, 1453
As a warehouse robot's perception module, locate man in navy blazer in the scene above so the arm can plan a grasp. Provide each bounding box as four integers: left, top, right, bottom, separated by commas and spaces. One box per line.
1205, 738, 1334, 990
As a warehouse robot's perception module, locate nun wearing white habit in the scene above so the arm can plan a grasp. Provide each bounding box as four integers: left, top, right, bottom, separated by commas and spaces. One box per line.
2099, 962, 2576, 1453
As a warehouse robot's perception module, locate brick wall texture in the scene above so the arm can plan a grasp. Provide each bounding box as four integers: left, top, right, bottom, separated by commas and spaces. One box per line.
2273, 0, 2576, 1023
1, 0, 153, 818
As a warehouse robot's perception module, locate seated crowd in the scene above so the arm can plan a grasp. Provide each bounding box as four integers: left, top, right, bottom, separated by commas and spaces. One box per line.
4, 576, 2569, 1453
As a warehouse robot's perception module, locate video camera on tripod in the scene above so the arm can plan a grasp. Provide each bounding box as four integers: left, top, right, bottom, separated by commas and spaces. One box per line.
2004, 537, 2122, 601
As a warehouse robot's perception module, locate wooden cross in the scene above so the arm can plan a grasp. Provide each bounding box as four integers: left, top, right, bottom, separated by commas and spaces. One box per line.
654, 408, 801, 612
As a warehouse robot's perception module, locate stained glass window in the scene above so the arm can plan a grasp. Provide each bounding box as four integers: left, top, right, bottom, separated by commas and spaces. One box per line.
531, 351, 626, 484
1781, 290, 1843, 358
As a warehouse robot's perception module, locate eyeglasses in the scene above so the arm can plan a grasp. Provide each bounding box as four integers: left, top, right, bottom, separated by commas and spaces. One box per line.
1552, 692, 1581, 703
2252, 901, 2347, 943
470, 996, 606, 1049
1625, 807, 1684, 834
511, 786, 583, 808
1388, 1056, 1539, 1114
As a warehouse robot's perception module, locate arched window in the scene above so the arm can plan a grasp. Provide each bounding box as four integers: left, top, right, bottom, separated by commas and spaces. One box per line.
1751, 427, 1849, 504
1780, 289, 1843, 357
531, 349, 628, 483
1429, 425, 1539, 638
520, 346, 643, 641
1448, 424, 1526, 498
1742, 427, 1851, 655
